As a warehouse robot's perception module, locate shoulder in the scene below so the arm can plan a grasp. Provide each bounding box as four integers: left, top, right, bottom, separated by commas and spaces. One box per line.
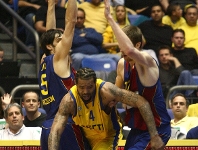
118, 58, 124, 65
78, 1, 89, 7
163, 24, 173, 30
162, 15, 170, 21
117, 58, 124, 69
138, 20, 151, 27
85, 27, 98, 32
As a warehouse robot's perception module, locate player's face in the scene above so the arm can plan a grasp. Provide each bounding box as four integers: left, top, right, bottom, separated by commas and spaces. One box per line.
121, 52, 133, 62
77, 78, 96, 102
51, 33, 62, 54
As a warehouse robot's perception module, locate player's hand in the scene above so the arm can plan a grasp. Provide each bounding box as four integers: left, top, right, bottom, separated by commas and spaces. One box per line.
150, 135, 165, 150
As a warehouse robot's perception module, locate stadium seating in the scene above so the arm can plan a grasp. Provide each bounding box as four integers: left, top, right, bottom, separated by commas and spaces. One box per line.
81, 57, 117, 72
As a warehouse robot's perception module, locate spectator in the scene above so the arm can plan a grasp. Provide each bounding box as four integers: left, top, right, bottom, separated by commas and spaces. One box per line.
170, 93, 198, 137
0, 47, 4, 62
162, 3, 186, 29
22, 91, 46, 127
171, 29, 198, 74
124, 0, 162, 17
186, 126, 198, 139
160, 0, 197, 13
65, 0, 84, 7
71, 8, 103, 55
78, 0, 114, 34
71, 7, 120, 70
179, 4, 198, 54
34, 0, 66, 35
0, 103, 41, 140
103, 5, 130, 54
0, 93, 14, 129
138, 4, 173, 55
17, 0, 47, 49
158, 45, 197, 99
187, 103, 198, 117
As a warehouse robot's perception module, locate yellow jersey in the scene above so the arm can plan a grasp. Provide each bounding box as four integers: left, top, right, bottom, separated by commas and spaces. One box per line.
70, 79, 122, 149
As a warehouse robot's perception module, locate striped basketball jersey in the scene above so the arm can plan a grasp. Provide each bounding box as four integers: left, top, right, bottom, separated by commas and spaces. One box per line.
38, 55, 75, 120
70, 79, 122, 149
124, 61, 171, 130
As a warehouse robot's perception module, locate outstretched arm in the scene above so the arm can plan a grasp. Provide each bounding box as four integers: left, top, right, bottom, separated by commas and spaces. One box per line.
46, 0, 56, 30
48, 94, 74, 150
102, 82, 165, 150
104, 0, 155, 67
54, 0, 77, 67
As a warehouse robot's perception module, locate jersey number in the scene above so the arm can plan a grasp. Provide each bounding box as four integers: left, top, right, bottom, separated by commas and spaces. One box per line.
41, 73, 48, 95
89, 110, 95, 121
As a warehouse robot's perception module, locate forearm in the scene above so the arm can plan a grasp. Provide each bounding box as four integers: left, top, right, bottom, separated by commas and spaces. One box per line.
137, 99, 158, 138
65, 0, 77, 25
107, 17, 134, 53
18, 1, 35, 7
173, 58, 182, 68
113, 87, 158, 138
159, 0, 169, 11
46, 0, 56, 30
48, 130, 61, 150
59, 0, 66, 7
48, 115, 67, 150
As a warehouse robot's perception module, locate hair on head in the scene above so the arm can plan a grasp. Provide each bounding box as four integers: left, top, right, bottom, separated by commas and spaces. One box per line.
75, 68, 96, 84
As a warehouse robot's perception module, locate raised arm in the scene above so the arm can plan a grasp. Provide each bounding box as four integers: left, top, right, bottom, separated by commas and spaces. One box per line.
104, 0, 155, 67
46, 0, 56, 30
48, 93, 75, 150
101, 82, 165, 149
53, 0, 77, 66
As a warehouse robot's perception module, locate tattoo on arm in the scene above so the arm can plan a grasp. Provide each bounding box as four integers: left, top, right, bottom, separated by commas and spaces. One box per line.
109, 84, 138, 106
109, 83, 158, 137
138, 103, 158, 138
48, 95, 72, 150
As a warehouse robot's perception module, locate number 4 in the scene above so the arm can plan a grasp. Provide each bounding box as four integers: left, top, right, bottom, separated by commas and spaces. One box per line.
89, 110, 95, 121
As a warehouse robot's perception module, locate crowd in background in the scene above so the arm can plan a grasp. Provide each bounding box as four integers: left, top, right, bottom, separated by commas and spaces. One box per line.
0, 0, 198, 144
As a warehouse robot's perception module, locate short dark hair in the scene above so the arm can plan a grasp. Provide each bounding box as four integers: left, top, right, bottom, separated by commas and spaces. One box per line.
157, 45, 172, 56
75, 68, 96, 84
151, 4, 164, 13
22, 91, 40, 102
166, 3, 181, 16
171, 93, 190, 107
172, 28, 185, 37
40, 29, 63, 56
